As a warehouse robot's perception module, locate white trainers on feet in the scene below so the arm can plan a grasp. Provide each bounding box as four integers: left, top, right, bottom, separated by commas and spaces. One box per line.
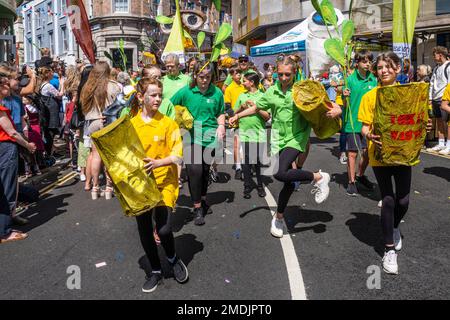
378, 200, 382, 208
270, 217, 284, 238
311, 171, 330, 204
427, 145, 445, 152
394, 228, 402, 251
80, 174, 86, 182
438, 147, 450, 155
382, 250, 398, 275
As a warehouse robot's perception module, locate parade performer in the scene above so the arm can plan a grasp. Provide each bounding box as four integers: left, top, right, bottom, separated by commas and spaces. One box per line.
129, 77, 188, 292
170, 62, 225, 226
358, 52, 429, 275
229, 73, 270, 199
255, 56, 337, 238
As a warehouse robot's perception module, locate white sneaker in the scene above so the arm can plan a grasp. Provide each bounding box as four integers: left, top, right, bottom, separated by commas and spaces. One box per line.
382, 250, 398, 275
270, 217, 284, 238
80, 174, 86, 182
438, 147, 450, 155
311, 171, 330, 204
394, 228, 402, 251
339, 153, 348, 165
378, 200, 382, 208
427, 145, 445, 152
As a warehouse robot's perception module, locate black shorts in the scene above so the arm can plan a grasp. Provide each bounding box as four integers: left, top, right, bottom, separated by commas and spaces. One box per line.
346, 133, 367, 152
432, 100, 449, 121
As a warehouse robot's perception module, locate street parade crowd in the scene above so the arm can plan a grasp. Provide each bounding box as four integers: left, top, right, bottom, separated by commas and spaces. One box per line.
1, 45, 450, 293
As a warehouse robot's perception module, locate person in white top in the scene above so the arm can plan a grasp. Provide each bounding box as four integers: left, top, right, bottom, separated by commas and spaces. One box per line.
427, 46, 450, 155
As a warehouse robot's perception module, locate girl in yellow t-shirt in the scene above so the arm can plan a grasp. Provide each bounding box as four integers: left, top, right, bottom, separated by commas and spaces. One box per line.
129, 78, 188, 293
358, 52, 431, 276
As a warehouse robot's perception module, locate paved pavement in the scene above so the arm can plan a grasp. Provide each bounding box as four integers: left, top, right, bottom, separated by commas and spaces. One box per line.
0, 135, 449, 300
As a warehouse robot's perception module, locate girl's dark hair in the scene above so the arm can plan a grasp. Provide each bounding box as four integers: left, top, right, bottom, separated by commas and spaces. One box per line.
244, 72, 260, 87
190, 61, 215, 89
373, 52, 401, 80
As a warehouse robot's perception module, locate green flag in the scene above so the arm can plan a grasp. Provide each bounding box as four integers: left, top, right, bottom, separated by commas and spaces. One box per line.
392, 0, 420, 59
162, 0, 186, 64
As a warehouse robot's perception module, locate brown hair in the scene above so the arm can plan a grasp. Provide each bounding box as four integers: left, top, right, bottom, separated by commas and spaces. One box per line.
35, 66, 54, 93
355, 50, 374, 63
373, 52, 401, 81
129, 77, 163, 117
80, 61, 111, 115
276, 56, 297, 73
433, 46, 448, 57
229, 66, 242, 75
190, 61, 214, 89
64, 65, 80, 96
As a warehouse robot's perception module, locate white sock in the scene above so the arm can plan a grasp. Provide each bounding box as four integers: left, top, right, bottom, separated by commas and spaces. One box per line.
447, 140, 450, 148
439, 138, 445, 147
236, 163, 241, 170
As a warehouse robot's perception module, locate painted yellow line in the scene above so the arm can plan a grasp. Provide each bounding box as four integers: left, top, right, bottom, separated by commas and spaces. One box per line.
421, 150, 450, 160
39, 172, 78, 196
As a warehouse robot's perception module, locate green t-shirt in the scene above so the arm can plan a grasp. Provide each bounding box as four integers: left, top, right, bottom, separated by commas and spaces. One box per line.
224, 69, 257, 86
170, 84, 225, 147
343, 70, 377, 133
119, 98, 175, 120
162, 73, 192, 100
234, 91, 267, 143
257, 81, 311, 155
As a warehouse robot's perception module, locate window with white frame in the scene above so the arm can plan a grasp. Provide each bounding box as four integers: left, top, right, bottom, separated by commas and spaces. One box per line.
113, 0, 129, 13
37, 36, 42, 51
27, 13, 32, 32
61, 26, 68, 52
47, 3, 53, 23
61, 0, 67, 14
49, 31, 54, 55
37, 10, 42, 27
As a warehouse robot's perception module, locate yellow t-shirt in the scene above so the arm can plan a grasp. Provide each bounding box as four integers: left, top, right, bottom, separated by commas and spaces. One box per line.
358, 87, 388, 167
442, 84, 450, 123
224, 81, 246, 111
130, 110, 183, 208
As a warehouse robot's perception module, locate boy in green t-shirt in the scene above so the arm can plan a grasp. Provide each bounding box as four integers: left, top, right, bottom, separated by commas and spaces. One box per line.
343, 51, 378, 196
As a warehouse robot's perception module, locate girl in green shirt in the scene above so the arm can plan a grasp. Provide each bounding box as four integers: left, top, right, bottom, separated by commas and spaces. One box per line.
230, 73, 270, 199
254, 57, 340, 238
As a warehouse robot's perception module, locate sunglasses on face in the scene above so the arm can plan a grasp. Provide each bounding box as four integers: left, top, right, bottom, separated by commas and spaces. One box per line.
239, 59, 249, 63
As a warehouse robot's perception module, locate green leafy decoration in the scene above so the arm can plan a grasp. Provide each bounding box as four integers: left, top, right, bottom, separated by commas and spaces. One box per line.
210, 46, 222, 62
212, 0, 221, 13
103, 51, 113, 61
324, 38, 346, 67
214, 23, 232, 46
341, 20, 355, 45
155, 15, 174, 25
320, 0, 337, 27
311, 0, 322, 15
346, 43, 354, 66
197, 32, 206, 50
118, 39, 128, 71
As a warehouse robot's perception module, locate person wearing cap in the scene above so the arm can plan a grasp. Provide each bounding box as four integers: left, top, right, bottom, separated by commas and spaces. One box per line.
161, 54, 191, 100
221, 54, 257, 93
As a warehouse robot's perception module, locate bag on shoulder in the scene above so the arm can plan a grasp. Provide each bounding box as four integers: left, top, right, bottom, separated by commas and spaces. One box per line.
102, 94, 127, 126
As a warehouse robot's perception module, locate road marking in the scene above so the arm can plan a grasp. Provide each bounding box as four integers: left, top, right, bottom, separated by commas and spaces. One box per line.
421, 150, 450, 160
39, 171, 78, 196
263, 186, 307, 300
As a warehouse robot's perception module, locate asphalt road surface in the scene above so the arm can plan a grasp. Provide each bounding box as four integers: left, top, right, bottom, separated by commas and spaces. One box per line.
1, 135, 449, 300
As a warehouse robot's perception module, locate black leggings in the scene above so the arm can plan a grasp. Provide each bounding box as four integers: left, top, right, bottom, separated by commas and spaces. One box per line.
185, 145, 215, 203
373, 166, 412, 245
43, 127, 59, 155
275, 147, 314, 213
135, 206, 175, 272
242, 142, 264, 188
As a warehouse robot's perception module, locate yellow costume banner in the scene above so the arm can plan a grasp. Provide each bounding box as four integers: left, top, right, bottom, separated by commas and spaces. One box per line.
91, 116, 162, 217
373, 83, 429, 166
293, 80, 341, 139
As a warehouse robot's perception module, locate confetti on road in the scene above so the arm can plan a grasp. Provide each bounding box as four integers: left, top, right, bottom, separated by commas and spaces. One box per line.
75, 223, 79, 226
95, 262, 107, 268
414, 191, 420, 194
253, 204, 256, 208
221, 214, 225, 218
302, 203, 306, 207
233, 231, 240, 239
225, 279, 231, 283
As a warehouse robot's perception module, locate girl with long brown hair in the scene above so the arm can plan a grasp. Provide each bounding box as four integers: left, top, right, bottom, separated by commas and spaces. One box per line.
80, 61, 121, 200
